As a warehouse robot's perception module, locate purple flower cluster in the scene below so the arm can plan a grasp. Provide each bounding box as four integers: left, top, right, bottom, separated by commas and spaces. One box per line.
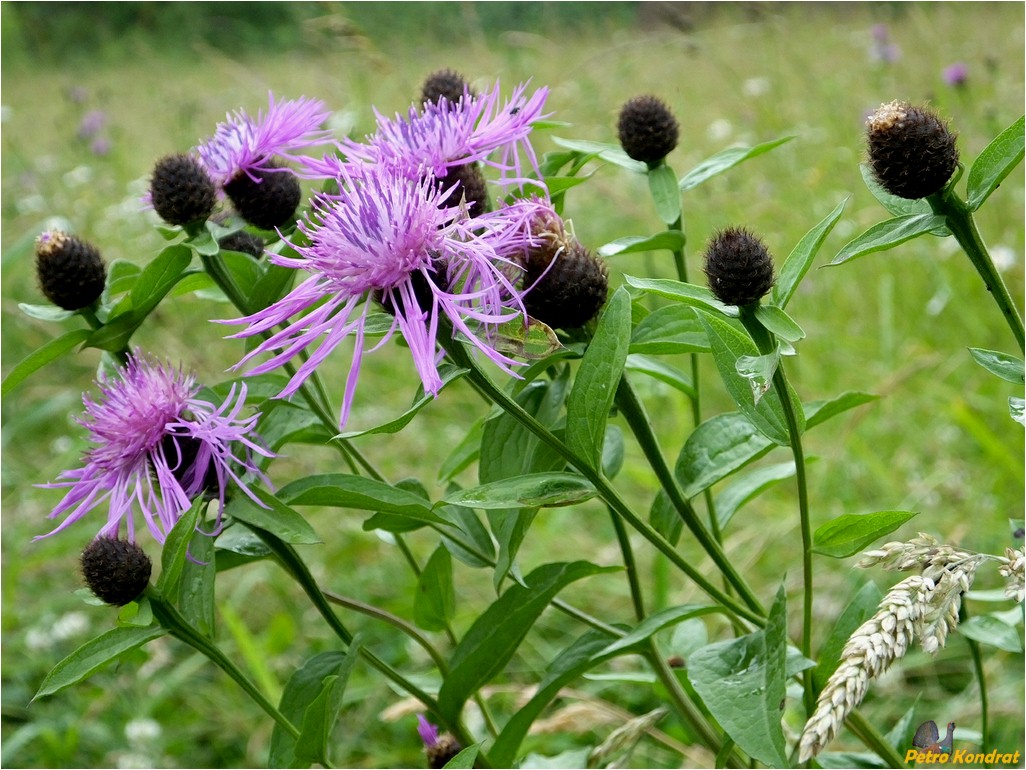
225, 81, 557, 426
39, 354, 271, 544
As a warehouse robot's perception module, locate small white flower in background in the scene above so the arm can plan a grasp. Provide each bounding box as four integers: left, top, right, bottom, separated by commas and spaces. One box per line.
62, 165, 94, 187
743, 77, 770, 97
1000, 546, 1025, 603
25, 611, 90, 651
125, 717, 162, 745
706, 118, 733, 142
990, 244, 1017, 272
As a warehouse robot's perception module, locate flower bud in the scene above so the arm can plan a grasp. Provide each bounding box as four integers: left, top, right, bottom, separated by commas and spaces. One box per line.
436, 163, 489, 216
417, 715, 462, 769
617, 95, 680, 166
866, 101, 959, 199
35, 231, 106, 310
524, 240, 609, 330
703, 227, 775, 307
149, 153, 217, 225
421, 69, 472, 106
80, 537, 152, 606
223, 165, 301, 230
218, 229, 266, 258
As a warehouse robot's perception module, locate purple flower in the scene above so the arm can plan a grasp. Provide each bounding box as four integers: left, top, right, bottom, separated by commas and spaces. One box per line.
416, 714, 440, 747
943, 62, 969, 87
322, 80, 549, 187
38, 354, 272, 544
90, 137, 111, 156
196, 93, 337, 186
225, 161, 545, 427
869, 23, 901, 63
77, 110, 107, 140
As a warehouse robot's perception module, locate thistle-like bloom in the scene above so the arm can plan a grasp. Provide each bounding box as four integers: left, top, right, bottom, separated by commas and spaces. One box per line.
38, 354, 272, 544
227, 161, 545, 427
324, 80, 549, 187
196, 92, 336, 186
417, 715, 461, 769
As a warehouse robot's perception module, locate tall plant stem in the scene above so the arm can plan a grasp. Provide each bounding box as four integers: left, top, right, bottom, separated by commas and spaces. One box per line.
147, 589, 302, 741
614, 375, 765, 616
929, 191, 1025, 351
440, 334, 764, 627
960, 604, 990, 756
738, 307, 815, 717
846, 711, 908, 768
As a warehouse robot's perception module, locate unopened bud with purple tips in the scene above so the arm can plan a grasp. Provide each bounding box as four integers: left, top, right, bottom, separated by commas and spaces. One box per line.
417, 715, 462, 769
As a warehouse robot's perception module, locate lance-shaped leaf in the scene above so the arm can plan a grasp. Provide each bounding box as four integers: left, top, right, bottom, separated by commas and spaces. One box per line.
753, 305, 804, 343
34, 625, 167, 700
959, 614, 1023, 652
566, 286, 631, 468
648, 163, 681, 224
414, 546, 455, 631
1, 329, 91, 398
968, 347, 1024, 384
157, 496, 206, 595
624, 275, 736, 317
829, 213, 948, 266
629, 305, 710, 355
598, 231, 686, 258
226, 488, 321, 545
277, 473, 442, 525
678, 136, 795, 191
812, 510, 919, 558
437, 561, 615, 723
550, 136, 647, 172
441, 473, 597, 510
967, 115, 1025, 211
338, 365, 468, 438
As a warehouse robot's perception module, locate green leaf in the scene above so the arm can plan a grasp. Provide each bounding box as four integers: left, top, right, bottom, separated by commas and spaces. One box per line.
968, 347, 1024, 384
441, 473, 597, 510
735, 350, 779, 405
218, 249, 264, 299
625, 355, 695, 398
678, 136, 795, 191
967, 115, 1025, 210
437, 503, 496, 568
676, 412, 775, 498
648, 163, 681, 224
437, 561, 614, 722
414, 547, 455, 632
804, 391, 878, 429
624, 275, 735, 317
277, 473, 442, 526
249, 261, 297, 313
565, 286, 631, 468
1, 329, 91, 398
226, 488, 321, 545
443, 746, 481, 768
131, 244, 193, 312
17, 302, 75, 322
1011, 396, 1025, 426
271, 647, 360, 767
629, 305, 710, 355
859, 165, 945, 223
698, 312, 793, 445
754, 305, 804, 344
597, 604, 720, 657
812, 510, 919, 558
294, 642, 361, 765
598, 231, 686, 258
339, 365, 468, 438
480, 317, 564, 360
813, 581, 883, 689
550, 137, 647, 172
829, 214, 948, 266
687, 586, 789, 767
178, 523, 216, 636
714, 460, 805, 530
959, 615, 1023, 652
34, 625, 166, 700
156, 497, 206, 595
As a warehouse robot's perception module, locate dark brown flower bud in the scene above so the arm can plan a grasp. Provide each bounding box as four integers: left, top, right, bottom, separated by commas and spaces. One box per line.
524, 240, 609, 329
426, 734, 462, 769
80, 538, 152, 606
149, 153, 217, 226
436, 163, 489, 217
617, 95, 680, 165
35, 231, 106, 310
218, 230, 266, 258
421, 69, 472, 107
703, 227, 775, 307
866, 101, 959, 199
223, 165, 301, 230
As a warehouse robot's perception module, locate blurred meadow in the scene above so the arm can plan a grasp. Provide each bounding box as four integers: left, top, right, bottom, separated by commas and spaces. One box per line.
1, 2, 1023, 767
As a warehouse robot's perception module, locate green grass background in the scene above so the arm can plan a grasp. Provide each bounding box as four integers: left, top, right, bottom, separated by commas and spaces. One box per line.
2, 3, 1023, 767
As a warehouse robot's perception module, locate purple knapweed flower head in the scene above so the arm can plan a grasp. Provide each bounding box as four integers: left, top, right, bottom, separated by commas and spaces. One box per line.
196, 92, 336, 186
38, 353, 272, 544
77, 110, 107, 140
327, 80, 549, 188
416, 714, 439, 747
416, 715, 461, 768
943, 62, 969, 87
225, 161, 547, 427
869, 23, 901, 64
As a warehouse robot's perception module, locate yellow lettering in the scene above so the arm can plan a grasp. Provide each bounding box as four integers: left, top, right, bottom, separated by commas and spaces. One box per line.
905, 750, 921, 762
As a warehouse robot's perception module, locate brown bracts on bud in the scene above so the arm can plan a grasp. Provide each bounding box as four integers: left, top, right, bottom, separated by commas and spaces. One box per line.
421, 69, 472, 107
35, 231, 106, 310
223, 164, 302, 231
703, 227, 775, 307
866, 101, 959, 199
80, 538, 152, 606
524, 240, 609, 330
218, 230, 266, 259
436, 163, 490, 217
617, 95, 680, 166
149, 153, 217, 226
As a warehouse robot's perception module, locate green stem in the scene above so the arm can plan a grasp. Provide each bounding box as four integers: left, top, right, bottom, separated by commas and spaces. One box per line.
846, 710, 908, 768
738, 307, 815, 717
615, 375, 765, 616
608, 506, 646, 622
960, 604, 990, 759
440, 334, 764, 627
79, 305, 130, 367
929, 191, 1025, 352
147, 589, 301, 741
